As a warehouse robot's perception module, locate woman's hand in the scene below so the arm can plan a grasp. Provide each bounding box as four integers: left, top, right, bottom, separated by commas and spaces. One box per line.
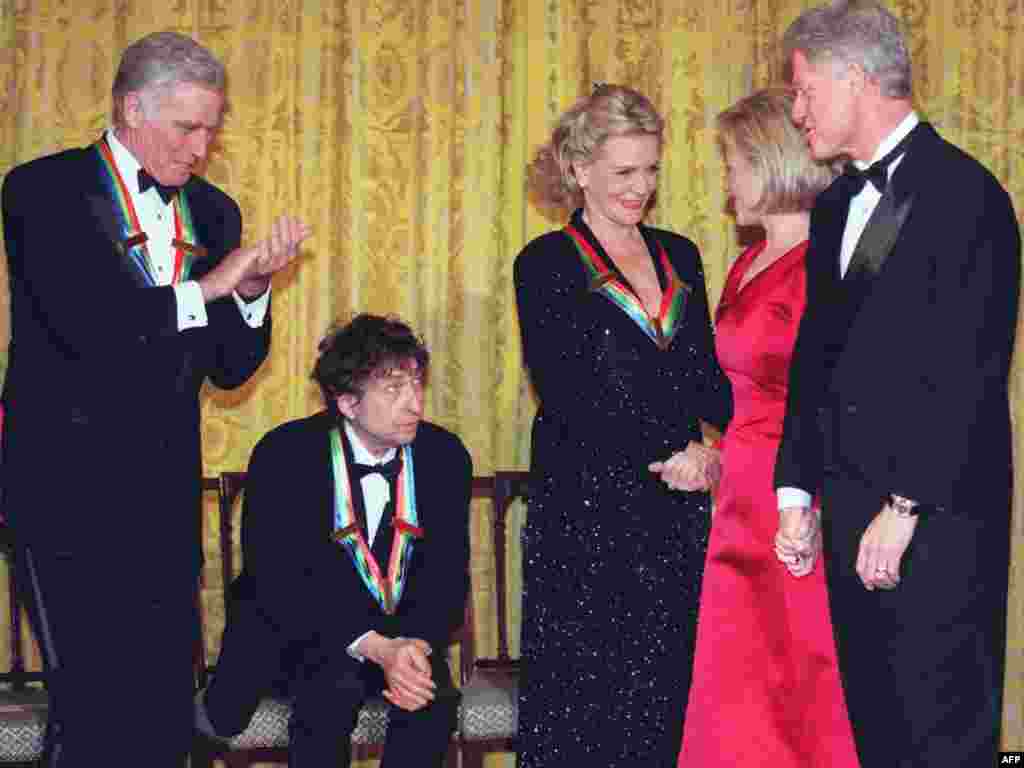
649, 443, 721, 492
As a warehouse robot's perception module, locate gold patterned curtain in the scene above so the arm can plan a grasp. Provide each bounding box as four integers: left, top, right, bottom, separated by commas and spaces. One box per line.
0, 2, 1021, 765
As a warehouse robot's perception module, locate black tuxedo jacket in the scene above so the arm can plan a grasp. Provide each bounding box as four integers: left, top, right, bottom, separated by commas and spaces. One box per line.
229, 411, 472, 656
775, 123, 1020, 516
1, 143, 270, 580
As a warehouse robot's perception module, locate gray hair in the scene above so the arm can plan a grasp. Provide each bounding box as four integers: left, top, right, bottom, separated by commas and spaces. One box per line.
112, 31, 225, 125
528, 84, 663, 210
783, 0, 912, 99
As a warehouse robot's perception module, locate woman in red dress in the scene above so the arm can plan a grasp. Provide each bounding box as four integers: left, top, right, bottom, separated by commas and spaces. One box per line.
676, 89, 859, 768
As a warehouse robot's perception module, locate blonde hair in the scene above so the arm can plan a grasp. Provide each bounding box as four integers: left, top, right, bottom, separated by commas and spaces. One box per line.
717, 88, 836, 214
529, 84, 663, 210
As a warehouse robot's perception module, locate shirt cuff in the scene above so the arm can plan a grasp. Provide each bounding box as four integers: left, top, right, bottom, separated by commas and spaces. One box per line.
777, 487, 813, 511
175, 281, 209, 330
232, 287, 270, 328
347, 630, 373, 663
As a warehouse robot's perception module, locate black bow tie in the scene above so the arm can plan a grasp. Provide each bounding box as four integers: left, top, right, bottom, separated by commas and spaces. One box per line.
352, 455, 402, 483
137, 168, 180, 205
841, 126, 917, 196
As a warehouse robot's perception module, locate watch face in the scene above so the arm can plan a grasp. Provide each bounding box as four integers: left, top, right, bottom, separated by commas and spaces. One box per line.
889, 496, 917, 516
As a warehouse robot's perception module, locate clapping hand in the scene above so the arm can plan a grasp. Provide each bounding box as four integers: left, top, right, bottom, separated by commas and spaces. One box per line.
200, 215, 313, 301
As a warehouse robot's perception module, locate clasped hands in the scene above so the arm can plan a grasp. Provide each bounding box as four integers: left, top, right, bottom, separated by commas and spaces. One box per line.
357, 632, 436, 712
648, 441, 721, 493
775, 506, 821, 577
776, 502, 918, 590
199, 215, 313, 302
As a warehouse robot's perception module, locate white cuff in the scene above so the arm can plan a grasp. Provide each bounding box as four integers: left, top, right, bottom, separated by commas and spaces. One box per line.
232, 287, 270, 328
175, 281, 209, 330
777, 487, 813, 511
347, 630, 373, 663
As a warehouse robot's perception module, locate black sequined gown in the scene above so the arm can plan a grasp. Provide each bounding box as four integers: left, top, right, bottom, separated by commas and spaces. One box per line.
513, 210, 732, 767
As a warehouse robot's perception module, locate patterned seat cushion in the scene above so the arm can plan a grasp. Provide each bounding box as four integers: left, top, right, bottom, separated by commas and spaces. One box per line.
458, 669, 517, 740
225, 695, 391, 749
0, 688, 46, 763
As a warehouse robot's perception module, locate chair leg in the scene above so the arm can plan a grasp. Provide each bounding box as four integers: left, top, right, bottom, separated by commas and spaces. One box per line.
189, 739, 213, 768
460, 742, 485, 768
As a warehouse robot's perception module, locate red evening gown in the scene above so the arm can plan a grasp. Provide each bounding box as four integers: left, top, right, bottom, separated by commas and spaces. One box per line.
678, 240, 859, 768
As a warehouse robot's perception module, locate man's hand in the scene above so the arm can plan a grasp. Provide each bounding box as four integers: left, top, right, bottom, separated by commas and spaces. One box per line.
649, 443, 721, 492
856, 503, 919, 591
199, 215, 312, 302
358, 633, 436, 712
775, 505, 820, 577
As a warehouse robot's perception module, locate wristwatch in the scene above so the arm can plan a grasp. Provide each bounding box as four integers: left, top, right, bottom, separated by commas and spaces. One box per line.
888, 493, 919, 518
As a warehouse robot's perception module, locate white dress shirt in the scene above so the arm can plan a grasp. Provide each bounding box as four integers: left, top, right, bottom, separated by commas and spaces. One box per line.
344, 422, 399, 659
106, 129, 270, 329
776, 112, 920, 512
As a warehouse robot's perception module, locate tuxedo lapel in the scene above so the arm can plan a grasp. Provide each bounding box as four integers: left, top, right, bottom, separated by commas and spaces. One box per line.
84, 192, 151, 288
824, 126, 934, 388
842, 126, 926, 284
842, 186, 916, 285
83, 145, 152, 288
337, 425, 371, 538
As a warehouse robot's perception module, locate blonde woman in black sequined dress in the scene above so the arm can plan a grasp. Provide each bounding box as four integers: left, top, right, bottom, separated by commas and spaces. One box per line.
514, 85, 732, 767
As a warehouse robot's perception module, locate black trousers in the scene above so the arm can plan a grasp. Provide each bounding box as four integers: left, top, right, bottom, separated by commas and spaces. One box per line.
205, 593, 459, 767
18, 545, 196, 767
822, 473, 1007, 768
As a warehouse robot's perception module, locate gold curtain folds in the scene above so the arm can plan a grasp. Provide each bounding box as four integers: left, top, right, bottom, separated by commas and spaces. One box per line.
1, 2, 1022, 765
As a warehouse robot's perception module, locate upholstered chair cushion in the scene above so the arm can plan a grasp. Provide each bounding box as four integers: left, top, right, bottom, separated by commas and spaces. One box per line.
458, 669, 517, 740
0, 688, 46, 763
224, 695, 391, 750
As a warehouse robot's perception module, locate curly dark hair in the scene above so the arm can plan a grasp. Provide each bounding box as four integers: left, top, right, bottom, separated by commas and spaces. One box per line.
312, 314, 430, 413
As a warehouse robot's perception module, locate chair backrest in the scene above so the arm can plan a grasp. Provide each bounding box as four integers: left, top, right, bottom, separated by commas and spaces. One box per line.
198, 470, 530, 691
0, 526, 43, 691
459, 471, 530, 684
196, 473, 246, 689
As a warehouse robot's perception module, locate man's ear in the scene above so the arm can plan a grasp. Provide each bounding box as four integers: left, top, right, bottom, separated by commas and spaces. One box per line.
845, 61, 869, 94
336, 393, 358, 421
121, 92, 146, 129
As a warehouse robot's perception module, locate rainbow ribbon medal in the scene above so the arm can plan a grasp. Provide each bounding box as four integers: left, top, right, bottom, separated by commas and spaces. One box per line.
329, 428, 423, 615
94, 137, 201, 285
565, 225, 690, 350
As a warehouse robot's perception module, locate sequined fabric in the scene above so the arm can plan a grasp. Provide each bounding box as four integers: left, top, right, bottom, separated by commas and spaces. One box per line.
513, 210, 732, 767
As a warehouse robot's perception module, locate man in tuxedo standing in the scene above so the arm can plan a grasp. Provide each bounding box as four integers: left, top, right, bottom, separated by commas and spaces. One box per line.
772, 2, 1020, 766
1, 31, 310, 766
197, 314, 471, 767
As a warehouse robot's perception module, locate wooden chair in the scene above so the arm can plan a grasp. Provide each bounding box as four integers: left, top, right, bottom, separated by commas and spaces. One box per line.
0, 525, 47, 766
456, 471, 528, 768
